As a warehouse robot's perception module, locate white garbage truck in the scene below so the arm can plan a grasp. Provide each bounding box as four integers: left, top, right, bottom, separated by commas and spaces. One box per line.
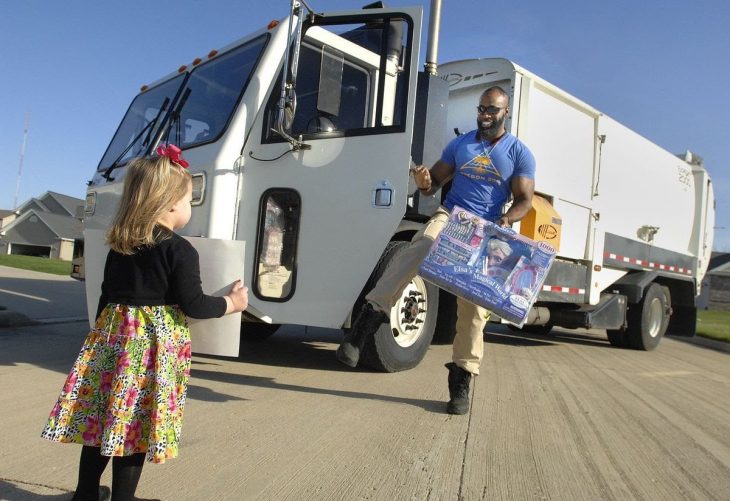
80, 0, 714, 371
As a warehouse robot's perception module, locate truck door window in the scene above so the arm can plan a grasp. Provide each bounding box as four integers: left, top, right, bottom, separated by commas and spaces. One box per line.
253, 189, 301, 301
264, 15, 412, 141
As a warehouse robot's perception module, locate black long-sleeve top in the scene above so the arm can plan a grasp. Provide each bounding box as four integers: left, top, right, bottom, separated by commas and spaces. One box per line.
96, 228, 227, 320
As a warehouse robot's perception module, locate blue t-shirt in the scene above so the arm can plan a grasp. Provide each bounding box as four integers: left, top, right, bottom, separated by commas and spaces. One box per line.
441, 131, 536, 221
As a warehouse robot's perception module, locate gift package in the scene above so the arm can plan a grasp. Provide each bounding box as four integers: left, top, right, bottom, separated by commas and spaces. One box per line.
419, 206, 556, 327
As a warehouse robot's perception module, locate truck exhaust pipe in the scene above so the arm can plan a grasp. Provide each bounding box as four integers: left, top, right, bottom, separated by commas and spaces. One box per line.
424, 0, 442, 75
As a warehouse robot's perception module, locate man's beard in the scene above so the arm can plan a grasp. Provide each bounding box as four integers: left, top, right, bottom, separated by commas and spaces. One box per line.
477, 115, 505, 140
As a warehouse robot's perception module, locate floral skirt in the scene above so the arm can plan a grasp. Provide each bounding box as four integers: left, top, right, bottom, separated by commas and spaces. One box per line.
41, 304, 192, 463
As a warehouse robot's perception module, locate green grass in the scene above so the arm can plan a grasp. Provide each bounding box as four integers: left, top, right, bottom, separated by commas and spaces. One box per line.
0, 254, 73, 275
697, 309, 730, 342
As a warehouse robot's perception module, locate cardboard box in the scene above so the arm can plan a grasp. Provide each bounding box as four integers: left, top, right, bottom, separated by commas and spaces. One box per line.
419, 206, 556, 327
519, 195, 562, 252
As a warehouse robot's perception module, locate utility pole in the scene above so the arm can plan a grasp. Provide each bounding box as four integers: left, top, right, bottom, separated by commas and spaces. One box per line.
14, 112, 31, 210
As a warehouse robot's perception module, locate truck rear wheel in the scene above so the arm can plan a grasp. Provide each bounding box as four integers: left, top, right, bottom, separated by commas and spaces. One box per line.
626, 283, 670, 351
359, 241, 439, 372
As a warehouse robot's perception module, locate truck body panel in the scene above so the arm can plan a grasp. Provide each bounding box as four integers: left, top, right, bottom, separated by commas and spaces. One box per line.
439, 58, 714, 312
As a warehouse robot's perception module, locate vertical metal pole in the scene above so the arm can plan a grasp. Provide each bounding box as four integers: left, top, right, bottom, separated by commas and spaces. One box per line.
14, 112, 30, 210
424, 0, 442, 75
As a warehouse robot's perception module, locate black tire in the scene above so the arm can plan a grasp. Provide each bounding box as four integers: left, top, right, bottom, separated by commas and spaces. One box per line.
606, 328, 629, 348
626, 283, 670, 351
432, 290, 457, 344
241, 322, 281, 341
358, 241, 439, 372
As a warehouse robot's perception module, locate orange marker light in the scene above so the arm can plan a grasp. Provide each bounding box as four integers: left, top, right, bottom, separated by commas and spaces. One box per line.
267, 20, 280, 30
178, 65, 187, 73
140, 85, 149, 92
208, 49, 218, 58
192, 57, 202, 66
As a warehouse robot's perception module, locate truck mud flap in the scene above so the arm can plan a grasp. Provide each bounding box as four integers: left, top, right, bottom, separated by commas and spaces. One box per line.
666, 305, 697, 337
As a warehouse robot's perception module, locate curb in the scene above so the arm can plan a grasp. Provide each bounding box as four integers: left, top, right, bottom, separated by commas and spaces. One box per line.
673, 334, 730, 354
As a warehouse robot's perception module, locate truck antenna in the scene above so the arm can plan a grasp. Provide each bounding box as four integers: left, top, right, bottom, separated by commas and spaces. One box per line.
14, 111, 31, 210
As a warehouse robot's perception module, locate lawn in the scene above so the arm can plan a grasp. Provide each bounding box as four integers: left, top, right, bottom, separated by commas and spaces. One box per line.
0, 254, 73, 276
696, 309, 730, 343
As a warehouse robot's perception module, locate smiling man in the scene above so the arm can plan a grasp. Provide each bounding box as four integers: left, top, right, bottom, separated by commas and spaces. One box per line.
337, 86, 536, 415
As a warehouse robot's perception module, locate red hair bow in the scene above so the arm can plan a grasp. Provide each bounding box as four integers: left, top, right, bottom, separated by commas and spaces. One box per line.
155, 143, 189, 168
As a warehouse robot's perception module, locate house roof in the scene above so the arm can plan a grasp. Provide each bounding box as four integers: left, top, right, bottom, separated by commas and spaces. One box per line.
16, 197, 50, 214
3, 209, 83, 241
43, 191, 84, 216
15, 191, 84, 217
34, 210, 83, 240
0, 209, 15, 219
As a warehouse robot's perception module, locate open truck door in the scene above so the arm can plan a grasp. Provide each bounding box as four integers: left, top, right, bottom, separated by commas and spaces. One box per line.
238, 7, 424, 331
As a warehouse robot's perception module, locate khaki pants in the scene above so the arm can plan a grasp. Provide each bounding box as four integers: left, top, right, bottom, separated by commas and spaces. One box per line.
365, 207, 491, 375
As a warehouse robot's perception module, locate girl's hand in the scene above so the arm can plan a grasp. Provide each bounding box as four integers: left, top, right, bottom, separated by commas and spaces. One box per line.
225, 280, 249, 314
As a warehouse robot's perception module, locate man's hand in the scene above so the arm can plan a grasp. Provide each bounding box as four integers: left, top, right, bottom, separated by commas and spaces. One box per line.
496, 215, 510, 227
411, 165, 432, 192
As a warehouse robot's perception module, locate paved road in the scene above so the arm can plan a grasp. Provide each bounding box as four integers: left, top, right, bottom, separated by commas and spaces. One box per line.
0, 266, 86, 322
1, 318, 729, 500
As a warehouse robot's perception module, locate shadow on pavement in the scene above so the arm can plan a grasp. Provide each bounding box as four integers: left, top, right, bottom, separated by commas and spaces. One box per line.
190, 366, 446, 414
485, 323, 610, 349
0, 479, 71, 500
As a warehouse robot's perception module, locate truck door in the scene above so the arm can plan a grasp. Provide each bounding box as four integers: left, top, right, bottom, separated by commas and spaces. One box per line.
238, 8, 423, 327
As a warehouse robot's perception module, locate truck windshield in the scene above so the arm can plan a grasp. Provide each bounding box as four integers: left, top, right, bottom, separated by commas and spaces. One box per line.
97, 34, 268, 172
97, 74, 184, 172
158, 34, 269, 149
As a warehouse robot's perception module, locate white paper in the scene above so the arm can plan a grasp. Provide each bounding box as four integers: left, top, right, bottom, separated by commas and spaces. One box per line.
83, 229, 247, 357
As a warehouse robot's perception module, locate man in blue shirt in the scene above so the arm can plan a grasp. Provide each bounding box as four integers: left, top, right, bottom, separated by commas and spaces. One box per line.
337, 86, 536, 415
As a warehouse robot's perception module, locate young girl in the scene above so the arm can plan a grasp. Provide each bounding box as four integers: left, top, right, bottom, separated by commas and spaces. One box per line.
41, 144, 249, 501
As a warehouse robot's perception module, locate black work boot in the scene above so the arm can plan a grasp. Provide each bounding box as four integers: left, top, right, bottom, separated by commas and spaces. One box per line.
336, 303, 389, 368
445, 362, 472, 415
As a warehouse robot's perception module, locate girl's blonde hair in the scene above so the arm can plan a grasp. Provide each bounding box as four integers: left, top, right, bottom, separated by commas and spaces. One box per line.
106, 155, 191, 254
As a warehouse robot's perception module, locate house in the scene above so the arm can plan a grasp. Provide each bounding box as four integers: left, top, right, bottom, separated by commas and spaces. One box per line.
706, 252, 730, 310
0, 191, 84, 261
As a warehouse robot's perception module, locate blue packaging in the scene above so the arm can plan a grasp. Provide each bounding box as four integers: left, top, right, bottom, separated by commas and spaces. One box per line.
419, 206, 556, 327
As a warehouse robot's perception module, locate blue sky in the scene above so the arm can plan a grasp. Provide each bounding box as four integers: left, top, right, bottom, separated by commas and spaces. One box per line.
1, 0, 729, 249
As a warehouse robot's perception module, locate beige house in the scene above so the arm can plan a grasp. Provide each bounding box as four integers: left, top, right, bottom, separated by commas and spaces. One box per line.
0, 210, 17, 230
0, 192, 84, 261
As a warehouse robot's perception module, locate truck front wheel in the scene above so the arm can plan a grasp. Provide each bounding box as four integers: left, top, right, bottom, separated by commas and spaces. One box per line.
359, 241, 439, 372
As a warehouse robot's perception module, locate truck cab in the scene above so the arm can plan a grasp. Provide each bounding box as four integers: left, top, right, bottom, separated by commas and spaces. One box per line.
83, 3, 441, 371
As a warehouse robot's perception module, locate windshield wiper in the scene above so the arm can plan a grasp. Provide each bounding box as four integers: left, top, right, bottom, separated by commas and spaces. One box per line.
160, 88, 192, 147
101, 97, 171, 181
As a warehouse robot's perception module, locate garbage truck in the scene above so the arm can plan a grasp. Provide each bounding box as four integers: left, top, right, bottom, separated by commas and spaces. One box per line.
79, 0, 715, 372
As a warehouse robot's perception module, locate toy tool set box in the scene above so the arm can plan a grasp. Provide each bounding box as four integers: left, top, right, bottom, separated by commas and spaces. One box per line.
419, 206, 556, 327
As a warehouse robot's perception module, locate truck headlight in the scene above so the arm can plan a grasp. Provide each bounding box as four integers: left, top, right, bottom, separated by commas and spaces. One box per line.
191, 173, 206, 206
85, 192, 96, 215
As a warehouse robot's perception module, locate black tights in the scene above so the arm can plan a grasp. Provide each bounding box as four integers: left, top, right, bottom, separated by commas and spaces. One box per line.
73, 445, 146, 501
